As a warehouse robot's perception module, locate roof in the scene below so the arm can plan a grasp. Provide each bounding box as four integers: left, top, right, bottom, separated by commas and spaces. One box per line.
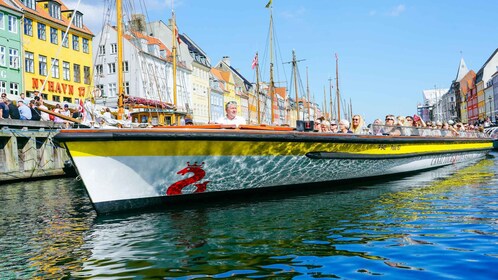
11, 0, 93, 36
0, 0, 21, 13
275, 87, 286, 99
455, 57, 469, 82
179, 33, 211, 68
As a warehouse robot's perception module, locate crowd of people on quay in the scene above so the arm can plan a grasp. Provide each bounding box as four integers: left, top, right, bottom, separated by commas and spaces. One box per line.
0, 92, 115, 127
314, 114, 488, 138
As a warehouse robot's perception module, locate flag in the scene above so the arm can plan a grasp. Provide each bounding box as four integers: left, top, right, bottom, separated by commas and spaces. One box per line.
251, 53, 258, 69
78, 98, 85, 121
265, 0, 272, 8
174, 26, 181, 45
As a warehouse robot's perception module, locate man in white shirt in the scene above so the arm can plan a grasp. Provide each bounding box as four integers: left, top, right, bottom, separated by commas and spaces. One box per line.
216, 101, 246, 126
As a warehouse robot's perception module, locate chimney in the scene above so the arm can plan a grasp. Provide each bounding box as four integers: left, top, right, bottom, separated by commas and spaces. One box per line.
222, 56, 231, 66
130, 14, 146, 33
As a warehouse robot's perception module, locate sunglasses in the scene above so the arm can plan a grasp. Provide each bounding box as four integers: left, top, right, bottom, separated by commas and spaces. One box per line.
385, 118, 394, 121
353, 118, 359, 121
406, 119, 413, 121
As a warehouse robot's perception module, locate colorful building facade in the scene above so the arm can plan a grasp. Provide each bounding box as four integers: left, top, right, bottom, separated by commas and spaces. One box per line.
0, 0, 23, 96
14, 0, 94, 104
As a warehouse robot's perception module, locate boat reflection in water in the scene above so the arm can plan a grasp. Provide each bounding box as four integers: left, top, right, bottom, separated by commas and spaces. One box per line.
73, 158, 497, 279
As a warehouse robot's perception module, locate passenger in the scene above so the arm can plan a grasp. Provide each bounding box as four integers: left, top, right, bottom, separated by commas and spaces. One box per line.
396, 116, 405, 126
320, 120, 331, 132
330, 120, 339, 133
338, 119, 353, 133
6, 99, 20, 119
350, 114, 366, 134
314, 119, 321, 131
29, 100, 41, 121
382, 114, 401, 135
369, 119, 383, 135
432, 121, 443, 137
402, 115, 418, 136
413, 114, 426, 127
216, 101, 246, 126
17, 100, 32, 120
37, 100, 50, 121
53, 104, 64, 123
0, 93, 9, 119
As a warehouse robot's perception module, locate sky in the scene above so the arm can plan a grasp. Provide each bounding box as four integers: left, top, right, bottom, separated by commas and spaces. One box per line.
68, 0, 498, 123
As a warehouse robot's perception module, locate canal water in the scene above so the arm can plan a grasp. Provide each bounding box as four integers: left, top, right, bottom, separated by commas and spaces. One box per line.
1, 154, 498, 279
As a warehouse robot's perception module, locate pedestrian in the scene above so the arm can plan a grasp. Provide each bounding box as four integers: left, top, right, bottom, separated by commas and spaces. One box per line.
6, 99, 20, 119
18, 100, 32, 120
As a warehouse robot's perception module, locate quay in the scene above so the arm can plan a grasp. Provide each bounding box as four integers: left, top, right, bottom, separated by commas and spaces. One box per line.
0, 119, 69, 183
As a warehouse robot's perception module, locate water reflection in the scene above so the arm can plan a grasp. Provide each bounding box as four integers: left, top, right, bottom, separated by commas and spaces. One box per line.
1, 156, 498, 279
74, 158, 498, 279
0, 179, 95, 279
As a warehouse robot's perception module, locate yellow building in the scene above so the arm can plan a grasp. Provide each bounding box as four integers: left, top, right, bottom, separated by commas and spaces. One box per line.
14, 0, 93, 103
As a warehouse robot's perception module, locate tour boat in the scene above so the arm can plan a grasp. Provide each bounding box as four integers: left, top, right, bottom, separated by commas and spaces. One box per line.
55, 127, 492, 213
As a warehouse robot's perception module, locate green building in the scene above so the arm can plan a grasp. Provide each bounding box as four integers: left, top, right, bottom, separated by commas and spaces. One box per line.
0, 0, 23, 96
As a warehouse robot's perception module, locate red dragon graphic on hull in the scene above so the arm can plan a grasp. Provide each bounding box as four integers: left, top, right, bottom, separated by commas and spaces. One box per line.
166, 162, 210, 196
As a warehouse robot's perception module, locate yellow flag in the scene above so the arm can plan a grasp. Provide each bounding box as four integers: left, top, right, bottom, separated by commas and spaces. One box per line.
265, 0, 272, 8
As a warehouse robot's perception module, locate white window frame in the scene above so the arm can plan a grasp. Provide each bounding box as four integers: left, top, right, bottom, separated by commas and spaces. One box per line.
82, 38, 89, 53
0, 13, 4, 30
0, 46, 5, 66
122, 61, 129, 72
61, 31, 69, 48
73, 64, 81, 82
63, 61, 70, 81
38, 23, 46, 40
51, 58, 59, 78
108, 83, 117, 97
108, 62, 116, 74
9, 48, 19, 69
9, 82, 19, 95
0, 81, 6, 93
49, 2, 61, 20
72, 35, 79, 51
24, 18, 33, 36
110, 43, 117, 54
39, 55, 47, 76
25, 51, 34, 73
98, 45, 105, 55
8, 15, 17, 33
50, 27, 58, 44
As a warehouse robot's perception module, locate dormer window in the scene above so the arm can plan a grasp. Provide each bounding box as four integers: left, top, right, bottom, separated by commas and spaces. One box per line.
22, 0, 36, 10
73, 11, 83, 28
49, 2, 61, 20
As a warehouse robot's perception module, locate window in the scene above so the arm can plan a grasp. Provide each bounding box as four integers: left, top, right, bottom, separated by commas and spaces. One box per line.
0, 46, 5, 66
108, 62, 116, 74
9, 82, 19, 95
110, 43, 117, 54
123, 81, 130, 95
82, 38, 89, 53
39, 55, 47, 76
50, 27, 58, 44
96, 84, 105, 97
37, 23, 46, 40
0, 81, 6, 93
24, 18, 33, 36
61, 31, 68, 47
22, 0, 36, 10
95, 64, 103, 75
51, 58, 59, 78
122, 61, 129, 72
0, 13, 4, 30
73, 64, 80, 82
98, 45, 105, 55
108, 83, 117, 97
63, 61, 70, 80
8, 15, 17, 33
25, 51, 34, 73
49, 2, 61, 20
84, 66, 90, 84
72, 35, 79, 51
9, 48, 19, 69
74, 12, 83, 28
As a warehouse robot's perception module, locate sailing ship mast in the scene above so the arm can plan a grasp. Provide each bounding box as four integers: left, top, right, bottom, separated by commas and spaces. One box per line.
171, 10, 179, 125
269, 10, 275, 124
328, 77, 333, 120
254, 52, 261, 123
335, 53, 340, 121
116, 0, 124, 121
306, 67, 310, 120
292, 50, 299, 121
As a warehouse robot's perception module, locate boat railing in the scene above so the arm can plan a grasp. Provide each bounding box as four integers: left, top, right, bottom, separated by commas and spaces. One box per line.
368, 125, 488, 138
